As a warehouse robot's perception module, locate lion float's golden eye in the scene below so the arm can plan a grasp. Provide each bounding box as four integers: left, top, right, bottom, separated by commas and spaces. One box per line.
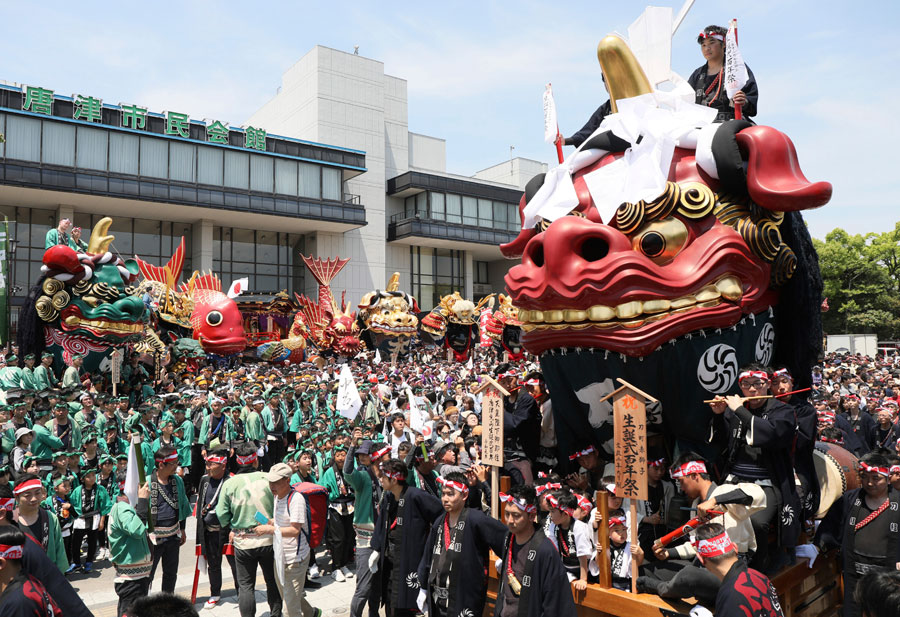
631, 217, 689, 264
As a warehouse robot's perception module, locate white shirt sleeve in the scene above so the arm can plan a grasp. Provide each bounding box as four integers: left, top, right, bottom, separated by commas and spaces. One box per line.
573, 520, 595, 557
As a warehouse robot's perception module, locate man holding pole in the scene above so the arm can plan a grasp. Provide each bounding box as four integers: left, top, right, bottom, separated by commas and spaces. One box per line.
689, 24, 758, 122
108, 480, 152, 617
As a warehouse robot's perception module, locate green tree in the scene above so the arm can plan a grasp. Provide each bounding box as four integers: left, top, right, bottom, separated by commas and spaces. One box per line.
813, 228, 898, 338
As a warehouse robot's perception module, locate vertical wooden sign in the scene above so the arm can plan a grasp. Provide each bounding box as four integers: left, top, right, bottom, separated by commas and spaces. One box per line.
610, 379, 656, 594
473, 375, 509, 519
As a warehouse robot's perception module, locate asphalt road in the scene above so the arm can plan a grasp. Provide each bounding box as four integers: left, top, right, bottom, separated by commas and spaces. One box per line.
70, 513, 356, 617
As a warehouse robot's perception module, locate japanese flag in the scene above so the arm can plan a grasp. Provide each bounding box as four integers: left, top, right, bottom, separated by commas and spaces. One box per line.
724, 21, 749, 100
227, 277, 249, 299
543, 83, 559, 144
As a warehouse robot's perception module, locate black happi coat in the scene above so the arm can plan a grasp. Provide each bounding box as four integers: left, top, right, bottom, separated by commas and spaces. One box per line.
784, 395, 819, 517
714, 560, 784, 617
815, 487, 900, 617
195, 473, 229, 554
372, 485, 443, 612
417, 507, 508, 617
493, 529, 576, 617
722, 397, 801, 547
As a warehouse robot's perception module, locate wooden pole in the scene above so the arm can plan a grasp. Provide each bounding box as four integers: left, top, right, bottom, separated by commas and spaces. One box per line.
491, 466, 500, 519
595, 489, 611, 588
732, 19, 742, 120
630, 500, 638, 593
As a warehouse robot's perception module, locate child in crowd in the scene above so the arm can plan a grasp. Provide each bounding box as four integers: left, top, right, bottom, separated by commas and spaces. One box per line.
603, 509, 644, 591
547, 490, 596, 590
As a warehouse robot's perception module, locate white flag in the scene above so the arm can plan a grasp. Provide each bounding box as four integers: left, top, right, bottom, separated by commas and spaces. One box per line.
336, 364, 362, 420
123, 437, 141, 506
543, 83, 559, 144
466, 355, 474, 370
373, 349, 382, 365
724, 21, 748, 100
226, 277, 249, 299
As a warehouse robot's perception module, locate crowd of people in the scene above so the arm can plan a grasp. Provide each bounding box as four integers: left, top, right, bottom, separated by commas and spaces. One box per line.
0, 343, 898, 617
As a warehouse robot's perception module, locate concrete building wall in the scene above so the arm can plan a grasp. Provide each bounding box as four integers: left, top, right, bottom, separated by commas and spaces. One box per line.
408, 132, 446, 173
473, 157, 548, 191
247, 46, 389, 303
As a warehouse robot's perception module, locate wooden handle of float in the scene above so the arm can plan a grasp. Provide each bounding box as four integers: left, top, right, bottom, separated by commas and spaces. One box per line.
703, 387, 811, 404
595, 489, 611, 589
630, 501, 638, 594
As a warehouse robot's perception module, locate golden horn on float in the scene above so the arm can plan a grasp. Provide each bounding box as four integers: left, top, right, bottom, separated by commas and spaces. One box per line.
596, 35, 653, 113
87, 217, 115, 255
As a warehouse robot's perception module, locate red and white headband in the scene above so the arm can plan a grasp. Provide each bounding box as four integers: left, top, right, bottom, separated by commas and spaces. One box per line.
498, 370, 518, 380
0, 544, 23, 560
649, 458, 666, 468
14, 478, 42, 495
0, 498, 14, 511
546, 494, 575, 517
499, 492, 536, 514
436, 476, 468, 494
859, 462, 889, 477
569, 445, 596, 461
891, 465, 900, 474
576, 494, 592, 512
524, 378, 542, 387
671, 461, 707, 479
372, 446, 392, 460
156, 452, 179, 464
608, 516, 627, 528
382, 468, 406, 482
604, 483, 617, 494
820, 436, 843, 446
693, 532, 737, 558
206, 454, 228, 465
535, 482, 561, 496
738, 371, 769, 383
236, 452, 258, 466
698, 31, 725, 42
771, 368, 791, 379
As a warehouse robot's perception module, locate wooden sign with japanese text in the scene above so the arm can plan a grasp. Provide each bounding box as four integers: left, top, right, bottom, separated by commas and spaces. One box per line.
481, 392, 504, 467
613, 389, 648, 501
110, 349, 122, 384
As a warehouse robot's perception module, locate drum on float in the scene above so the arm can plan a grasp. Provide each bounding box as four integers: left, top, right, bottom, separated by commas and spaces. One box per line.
812, 441, 860, 519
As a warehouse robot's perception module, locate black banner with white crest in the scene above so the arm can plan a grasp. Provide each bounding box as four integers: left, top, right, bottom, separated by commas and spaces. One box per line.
539, 309, 775, 469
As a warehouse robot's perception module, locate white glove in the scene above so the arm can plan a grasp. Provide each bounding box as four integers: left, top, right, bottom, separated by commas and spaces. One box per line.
689, 607, 714, 617
417, 589, 427, 612
494, 558, 503, 575
794, 544, 819, 568
368, 551, 380, 573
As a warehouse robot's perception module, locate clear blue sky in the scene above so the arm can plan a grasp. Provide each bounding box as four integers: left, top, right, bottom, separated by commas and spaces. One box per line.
5, 1, 898, 240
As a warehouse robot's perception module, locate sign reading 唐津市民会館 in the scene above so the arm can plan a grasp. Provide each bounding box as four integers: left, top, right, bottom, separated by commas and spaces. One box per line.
20, 84, 269, 152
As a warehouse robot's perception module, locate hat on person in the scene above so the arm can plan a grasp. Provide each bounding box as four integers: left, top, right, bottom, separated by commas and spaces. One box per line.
356, 439, 374, 456
265, 462, 293, 483
14, 427, 33, 442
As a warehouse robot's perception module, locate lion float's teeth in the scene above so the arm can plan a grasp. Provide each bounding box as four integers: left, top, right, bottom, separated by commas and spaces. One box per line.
517, 274, 743, 330
715, 276, 743, 301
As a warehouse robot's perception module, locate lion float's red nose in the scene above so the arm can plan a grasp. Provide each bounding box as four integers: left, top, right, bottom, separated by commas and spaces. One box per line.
522, 217, 631, 281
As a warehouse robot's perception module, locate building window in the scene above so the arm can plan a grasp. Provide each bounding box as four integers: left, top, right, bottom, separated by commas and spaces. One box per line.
474, 260, 489, 285
213, 226, 304, 294
397, 190, 517, 233
410, 246, 464, 311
